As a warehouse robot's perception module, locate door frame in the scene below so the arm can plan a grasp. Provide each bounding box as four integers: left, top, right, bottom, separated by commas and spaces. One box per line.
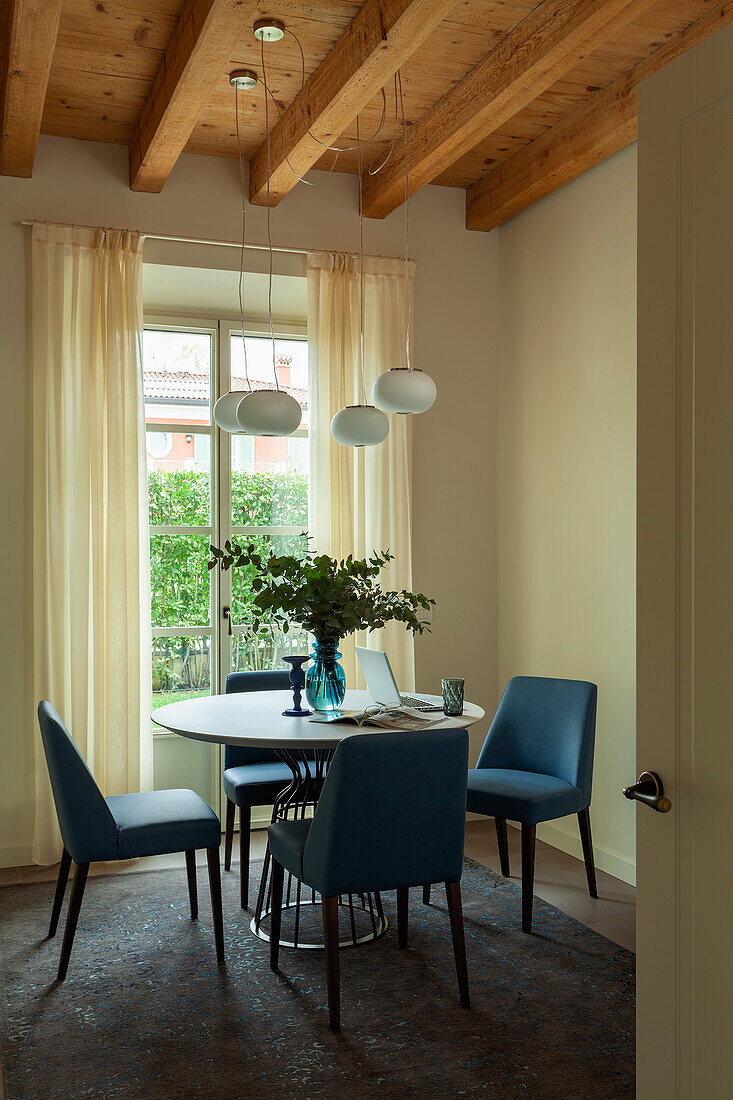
637, 24, 733, 1096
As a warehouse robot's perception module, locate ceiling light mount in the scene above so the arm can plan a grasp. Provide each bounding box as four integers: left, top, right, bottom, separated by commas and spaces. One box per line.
229, 69, 258, 89
253, 18, 285, 42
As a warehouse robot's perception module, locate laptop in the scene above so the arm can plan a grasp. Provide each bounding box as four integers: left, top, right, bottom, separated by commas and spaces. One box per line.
355, 647, 444, 713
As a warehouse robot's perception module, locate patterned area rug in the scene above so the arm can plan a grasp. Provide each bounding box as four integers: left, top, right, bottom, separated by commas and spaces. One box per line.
0, 858, 634, 1098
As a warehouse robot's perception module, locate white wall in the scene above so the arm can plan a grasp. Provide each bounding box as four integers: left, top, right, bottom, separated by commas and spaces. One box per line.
496, 144, 637, 884
0, 136, 497, 866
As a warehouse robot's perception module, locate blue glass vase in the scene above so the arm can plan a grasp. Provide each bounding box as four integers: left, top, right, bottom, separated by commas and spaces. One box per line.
305, 639, 346, 713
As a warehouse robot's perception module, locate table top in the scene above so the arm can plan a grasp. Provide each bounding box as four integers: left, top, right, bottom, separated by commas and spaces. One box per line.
153, 690, 485, 750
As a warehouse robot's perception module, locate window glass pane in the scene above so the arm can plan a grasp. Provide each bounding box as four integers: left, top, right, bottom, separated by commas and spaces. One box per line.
152, 636, 210, 713
150, 534, 211, 628
230, 534, 307, 623
144, 329, 212, 424
231, 439, 308, 527
230, 626, 310, 674
147, 433, 211, 525
230, 336, 308, 413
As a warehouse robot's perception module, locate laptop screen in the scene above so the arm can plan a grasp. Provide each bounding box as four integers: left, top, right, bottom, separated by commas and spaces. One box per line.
355, 647, 402, 705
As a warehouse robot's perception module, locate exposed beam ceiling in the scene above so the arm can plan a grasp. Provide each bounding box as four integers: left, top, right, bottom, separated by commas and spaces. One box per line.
248, 0, 458, 207
0, 0, 62, 178
361, 0, 653, 219
129, 0, 254, 193
466, 0, 733, 232
0, 0, 727, 228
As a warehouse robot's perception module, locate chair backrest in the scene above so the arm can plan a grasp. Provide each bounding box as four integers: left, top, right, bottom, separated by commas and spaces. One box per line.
302, 729, 469, 897
37, 701, 118, 864
224, 670, 292, 768
477, 676, 597, 799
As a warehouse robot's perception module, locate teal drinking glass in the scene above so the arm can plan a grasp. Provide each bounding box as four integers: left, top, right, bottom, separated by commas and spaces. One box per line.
442, 677, 465, 717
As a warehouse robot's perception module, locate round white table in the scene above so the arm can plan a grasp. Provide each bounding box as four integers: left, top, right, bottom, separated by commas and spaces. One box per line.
153, 689, 485, 949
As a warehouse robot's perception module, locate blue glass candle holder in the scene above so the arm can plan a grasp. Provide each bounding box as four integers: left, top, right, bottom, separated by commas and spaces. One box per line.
281, 655, 312, 717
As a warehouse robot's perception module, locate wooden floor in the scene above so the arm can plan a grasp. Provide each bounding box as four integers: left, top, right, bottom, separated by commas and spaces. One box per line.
0, 819, 635, 951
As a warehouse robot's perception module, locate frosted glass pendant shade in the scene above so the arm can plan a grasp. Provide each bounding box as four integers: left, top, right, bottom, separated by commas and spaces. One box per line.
372, 368, 437, 414
331, 404, 389, 447
236, 389, 302, 436
213, 391, 248, 433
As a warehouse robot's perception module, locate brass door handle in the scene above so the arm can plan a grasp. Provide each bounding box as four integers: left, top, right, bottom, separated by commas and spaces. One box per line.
623, 771, 671, 813
223, 605, 234, 637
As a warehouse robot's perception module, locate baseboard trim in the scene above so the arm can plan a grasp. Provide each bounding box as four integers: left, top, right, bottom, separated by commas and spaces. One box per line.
0, 843, 34, 869
507, 820, 636, 887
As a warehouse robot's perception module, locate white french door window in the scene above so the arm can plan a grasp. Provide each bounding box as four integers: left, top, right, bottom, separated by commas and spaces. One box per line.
143, 316, 309, 804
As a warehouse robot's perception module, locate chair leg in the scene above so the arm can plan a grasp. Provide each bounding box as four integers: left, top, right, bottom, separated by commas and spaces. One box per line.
57, 862, 89, 981
224, 798, 235, 872
270, 858, 284, 971
322, 895, 341, 1032
495, 817, 510, 877
396, 886, 409, 948
578, 808, 598, 898
48, 847, 72, 938
422, 884, 431, 905
445, 881, 470, 1009
206, 848, 225, 967
521, 824, 536, 933
240, 805, 251, 910
185, 849, 198, 919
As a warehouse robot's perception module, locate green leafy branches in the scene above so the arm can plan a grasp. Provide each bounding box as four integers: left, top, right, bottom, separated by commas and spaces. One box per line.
209, 537, 435, 643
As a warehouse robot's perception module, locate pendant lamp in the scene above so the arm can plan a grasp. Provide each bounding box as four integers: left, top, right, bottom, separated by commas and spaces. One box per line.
372, 368, 436, 414
237, 388, 302, 436
330, 115, 389, 448
215, 51, 302, 439
213, 390, 248, 433
372, 73, 436, 417
331, 403, 388, 447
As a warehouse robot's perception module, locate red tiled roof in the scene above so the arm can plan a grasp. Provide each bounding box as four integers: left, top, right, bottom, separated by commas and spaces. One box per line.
143, 370, 307, 408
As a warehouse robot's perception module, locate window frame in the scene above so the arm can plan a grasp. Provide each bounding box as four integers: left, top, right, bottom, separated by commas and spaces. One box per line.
144, 311, 308, 731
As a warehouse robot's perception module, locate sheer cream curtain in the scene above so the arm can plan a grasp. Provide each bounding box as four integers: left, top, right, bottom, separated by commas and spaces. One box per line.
308, 251, 415, 689
31, 223, 152, 864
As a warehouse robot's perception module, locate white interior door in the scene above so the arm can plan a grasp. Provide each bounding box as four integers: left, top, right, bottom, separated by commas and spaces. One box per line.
637, 24, 733, 1097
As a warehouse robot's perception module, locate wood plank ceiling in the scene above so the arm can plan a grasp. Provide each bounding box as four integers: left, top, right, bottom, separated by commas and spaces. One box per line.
1, 0, 731, 229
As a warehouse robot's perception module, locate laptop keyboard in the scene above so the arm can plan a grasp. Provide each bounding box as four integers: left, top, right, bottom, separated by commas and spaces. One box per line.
399, 694, 444, 713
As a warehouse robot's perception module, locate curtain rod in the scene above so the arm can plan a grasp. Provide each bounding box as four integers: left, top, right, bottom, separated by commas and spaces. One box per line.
19, 221, 308, 255
19, 222, 415, 262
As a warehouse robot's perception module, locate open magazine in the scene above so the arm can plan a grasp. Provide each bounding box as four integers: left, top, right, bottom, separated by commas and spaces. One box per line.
309, 704, 443, 731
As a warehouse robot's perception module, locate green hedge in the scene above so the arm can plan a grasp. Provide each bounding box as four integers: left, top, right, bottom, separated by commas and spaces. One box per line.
149, 470, 308, 693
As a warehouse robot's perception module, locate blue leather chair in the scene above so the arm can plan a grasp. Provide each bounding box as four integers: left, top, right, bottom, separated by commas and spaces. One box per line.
38, 701, 224, 980
268, 728, 470, 1032
223, 669, 314, 910
460, 676, 598, 933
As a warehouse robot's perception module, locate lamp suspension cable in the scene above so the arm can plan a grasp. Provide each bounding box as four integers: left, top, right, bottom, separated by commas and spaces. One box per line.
261, 36, 280, 391
399, 71, 413, 372
288, 28, 388, 153
259, 48, 346, 188
234, 81, 252, 391
368, 73, 400, 177
357, 113, 367, 405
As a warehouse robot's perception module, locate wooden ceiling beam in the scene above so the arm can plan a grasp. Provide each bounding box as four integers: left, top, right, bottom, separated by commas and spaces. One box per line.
0, 0, 62, 178
130, 0, 253, 193
361, 0, 653, 219
248, 0, 458, 208
466, 0, 733, 232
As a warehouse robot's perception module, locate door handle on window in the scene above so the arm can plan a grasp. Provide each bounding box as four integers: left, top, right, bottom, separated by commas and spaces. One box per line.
223, 605, 234, 637
623, 771, 672, 813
